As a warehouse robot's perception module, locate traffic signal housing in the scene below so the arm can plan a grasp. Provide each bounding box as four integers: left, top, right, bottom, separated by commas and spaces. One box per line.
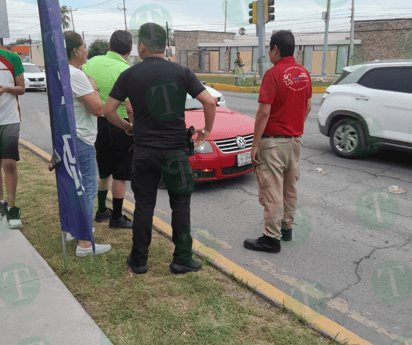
265, 0, 275, 23
249, 1, 257, 24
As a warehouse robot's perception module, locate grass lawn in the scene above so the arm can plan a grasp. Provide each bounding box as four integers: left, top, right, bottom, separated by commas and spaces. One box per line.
17, 146, 341, 345
196, 75, 331, 89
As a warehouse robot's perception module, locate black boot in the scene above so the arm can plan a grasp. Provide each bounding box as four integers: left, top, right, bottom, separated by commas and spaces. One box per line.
243, 235, 281, 253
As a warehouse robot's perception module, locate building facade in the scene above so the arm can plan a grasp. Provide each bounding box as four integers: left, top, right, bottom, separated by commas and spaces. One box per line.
353, 18, 412, 64
174, 18, 412, 77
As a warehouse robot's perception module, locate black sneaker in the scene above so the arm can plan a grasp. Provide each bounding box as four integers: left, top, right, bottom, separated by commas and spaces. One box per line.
243, 235, 281, 253
4, 202, 22, 229
170, 258, 202, 274
127, 255, 148, 274
109, 215, 133, 229
281, 228, 293, 242
95, 208, 113, 222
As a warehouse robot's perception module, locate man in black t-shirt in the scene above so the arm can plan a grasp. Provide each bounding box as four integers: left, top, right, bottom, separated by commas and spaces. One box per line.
103, 23, 216, 274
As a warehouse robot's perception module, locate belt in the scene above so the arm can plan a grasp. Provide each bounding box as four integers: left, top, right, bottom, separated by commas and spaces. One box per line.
262, 134, 292, 139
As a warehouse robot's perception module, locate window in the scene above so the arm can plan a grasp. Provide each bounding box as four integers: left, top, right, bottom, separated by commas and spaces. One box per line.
358, 67, 412, 94
219, 47, 225, 70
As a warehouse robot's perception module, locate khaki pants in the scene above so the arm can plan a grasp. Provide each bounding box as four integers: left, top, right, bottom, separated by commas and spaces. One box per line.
255, 137, 302, 239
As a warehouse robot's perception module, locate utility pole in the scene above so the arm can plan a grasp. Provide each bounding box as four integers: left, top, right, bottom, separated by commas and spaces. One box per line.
257, 0, 265, 80
118, 0, 127, 31
349, 0, 355, 65
224, 0, 227, 33
321, 0, 331, 82
69, 7, 77, 32
166, 22, 172, 61
29, 35, 32, 62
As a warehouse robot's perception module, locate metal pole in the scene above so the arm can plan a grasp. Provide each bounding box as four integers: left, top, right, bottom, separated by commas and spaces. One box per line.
69, 7, 76, 32
224, 0, 227, 33
29, 35, 32, 62
321, 0, 331, 82
349, 0, 355, 65
82, 31, 84, 40
0, 38, 3, 46
258, 0, 265, 80
123, 0, 127, 31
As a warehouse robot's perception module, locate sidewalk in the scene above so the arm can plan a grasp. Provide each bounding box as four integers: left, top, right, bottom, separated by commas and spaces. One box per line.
0, 140, 374, 345
0, 224, 113, 344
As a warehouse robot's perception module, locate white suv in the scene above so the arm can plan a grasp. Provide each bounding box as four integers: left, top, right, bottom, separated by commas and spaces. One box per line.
318, 60, 412, 158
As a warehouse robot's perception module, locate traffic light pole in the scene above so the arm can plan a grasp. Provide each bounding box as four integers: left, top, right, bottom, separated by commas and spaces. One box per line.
258, 0, 265, 81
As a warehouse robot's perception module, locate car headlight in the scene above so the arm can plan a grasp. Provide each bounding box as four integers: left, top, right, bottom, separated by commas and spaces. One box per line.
194, 141, 213, 154
218, 95, 225, 102
320, 91, 329, 106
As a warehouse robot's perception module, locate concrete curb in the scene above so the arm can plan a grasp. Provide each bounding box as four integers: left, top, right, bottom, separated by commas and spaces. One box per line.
205, 82, 327, 94
19, 139, 372, 345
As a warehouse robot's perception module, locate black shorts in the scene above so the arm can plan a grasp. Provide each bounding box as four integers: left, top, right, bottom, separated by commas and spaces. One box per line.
0, 123, 20, 161
95, 117, 134, 181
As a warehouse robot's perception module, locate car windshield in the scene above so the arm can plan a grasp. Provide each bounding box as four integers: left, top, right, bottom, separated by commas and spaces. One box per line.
24, 65, 42, 73
332, 70, 351, 85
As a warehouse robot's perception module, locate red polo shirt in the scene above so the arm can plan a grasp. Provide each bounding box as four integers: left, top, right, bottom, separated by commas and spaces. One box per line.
258, 56, 312, 137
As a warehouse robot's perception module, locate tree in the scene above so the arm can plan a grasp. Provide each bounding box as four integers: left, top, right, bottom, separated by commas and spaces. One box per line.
87, 39, 109, 59
9, 38, 31, 45
60, 5, 71, 29
238, 27, 246, 35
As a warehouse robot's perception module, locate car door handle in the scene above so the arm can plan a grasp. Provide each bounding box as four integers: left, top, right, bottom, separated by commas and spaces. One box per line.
355, 96, 369, 101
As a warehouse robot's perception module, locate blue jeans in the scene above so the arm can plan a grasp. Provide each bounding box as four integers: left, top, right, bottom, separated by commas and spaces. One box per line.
77, 139, 97, 232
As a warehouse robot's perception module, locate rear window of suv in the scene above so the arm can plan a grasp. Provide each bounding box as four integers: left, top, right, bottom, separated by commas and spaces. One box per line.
357, 67, 412, 94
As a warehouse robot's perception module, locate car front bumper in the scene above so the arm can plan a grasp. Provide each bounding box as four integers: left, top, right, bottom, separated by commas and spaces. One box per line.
189, 143, 253, 181
318, 118, 328, 136
25, 81, 46, 89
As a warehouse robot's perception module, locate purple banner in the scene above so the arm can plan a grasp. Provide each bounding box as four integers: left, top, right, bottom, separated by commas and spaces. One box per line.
37, 0, 94, 250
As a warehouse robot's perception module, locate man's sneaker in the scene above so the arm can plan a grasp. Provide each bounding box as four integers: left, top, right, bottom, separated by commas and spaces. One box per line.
95, 208, 113, 222
281, 228, 293, 242
109, 215, 133, 229
75, 243, 112, 257
5, 202, 22, 229
66, 227, 95, 242
127, 255, 148, 274
170, 257, 202, 274
243, 235, 281, 253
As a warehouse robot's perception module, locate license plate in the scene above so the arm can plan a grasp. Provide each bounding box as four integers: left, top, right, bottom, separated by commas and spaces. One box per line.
34, 83, 42, 86
237, 152, 252, 167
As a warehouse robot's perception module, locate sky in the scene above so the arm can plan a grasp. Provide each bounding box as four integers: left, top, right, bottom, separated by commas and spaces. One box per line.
2, 0, 412, 44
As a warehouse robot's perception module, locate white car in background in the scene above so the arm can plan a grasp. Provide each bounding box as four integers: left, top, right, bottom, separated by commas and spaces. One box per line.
185, 84, 226, 109
22, 63, 47, 91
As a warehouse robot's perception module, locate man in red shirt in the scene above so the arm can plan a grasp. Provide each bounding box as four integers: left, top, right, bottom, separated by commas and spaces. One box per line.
244, 30, 312, 253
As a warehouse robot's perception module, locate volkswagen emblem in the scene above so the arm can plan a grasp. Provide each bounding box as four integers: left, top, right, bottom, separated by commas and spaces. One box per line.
35, 78, 38, 81
236, 136, 246, 149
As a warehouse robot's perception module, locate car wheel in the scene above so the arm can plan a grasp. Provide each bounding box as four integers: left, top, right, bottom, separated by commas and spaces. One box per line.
330, 119, 364, 158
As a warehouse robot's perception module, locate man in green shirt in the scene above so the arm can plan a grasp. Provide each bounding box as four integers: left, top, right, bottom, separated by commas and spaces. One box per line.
0, 49, 25, 229
82, 30, 134, 228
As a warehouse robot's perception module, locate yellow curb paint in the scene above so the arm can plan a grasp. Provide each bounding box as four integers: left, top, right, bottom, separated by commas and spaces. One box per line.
205, 83, 327, 94
20, 139, 373, 345
19, 139, 52, 161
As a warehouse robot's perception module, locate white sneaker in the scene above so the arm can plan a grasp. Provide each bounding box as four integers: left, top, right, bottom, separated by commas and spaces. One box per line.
75, 244, 112, 257
66, 227, 95, 242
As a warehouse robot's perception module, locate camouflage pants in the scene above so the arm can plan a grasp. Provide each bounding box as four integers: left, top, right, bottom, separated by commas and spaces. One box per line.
255, 137, 302, 239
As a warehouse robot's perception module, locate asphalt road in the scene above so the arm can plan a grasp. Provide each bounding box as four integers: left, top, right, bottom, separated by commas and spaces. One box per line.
19, 89, 412, 345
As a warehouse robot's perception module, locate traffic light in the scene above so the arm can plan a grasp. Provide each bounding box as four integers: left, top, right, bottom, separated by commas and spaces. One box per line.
249, 1, 257, 24
265, 0, 275, 23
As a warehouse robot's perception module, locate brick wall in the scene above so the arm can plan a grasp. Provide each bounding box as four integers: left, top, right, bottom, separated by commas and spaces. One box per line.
354, 19, 412, 64
175, 31, 235, 71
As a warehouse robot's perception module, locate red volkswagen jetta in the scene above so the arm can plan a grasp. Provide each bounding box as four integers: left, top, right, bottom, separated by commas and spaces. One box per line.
185, 105, 255, 182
